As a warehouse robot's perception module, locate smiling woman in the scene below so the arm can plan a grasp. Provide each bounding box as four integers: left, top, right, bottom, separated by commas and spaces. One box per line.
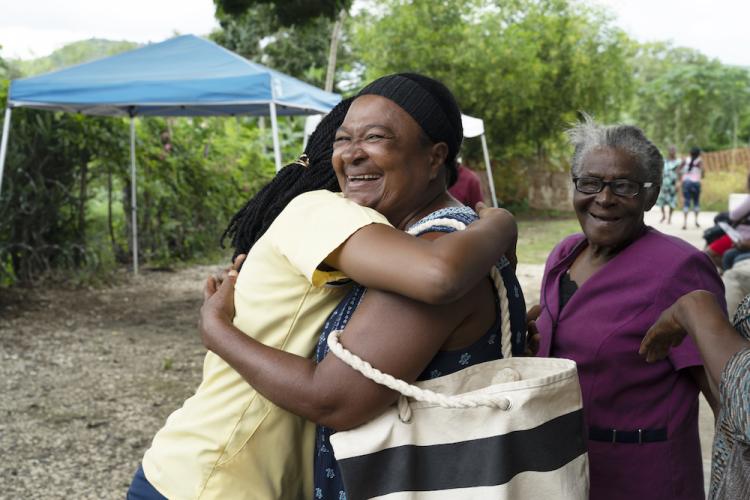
528, 117, 725, 500
332, 94, 449, 230
129, 73, 526, 500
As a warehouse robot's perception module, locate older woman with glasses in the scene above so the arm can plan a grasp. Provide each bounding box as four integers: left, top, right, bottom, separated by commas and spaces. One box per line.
527, 117, 725, 500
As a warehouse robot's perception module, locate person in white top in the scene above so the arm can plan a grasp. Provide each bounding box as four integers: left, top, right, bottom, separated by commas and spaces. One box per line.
681, 147, 704, 230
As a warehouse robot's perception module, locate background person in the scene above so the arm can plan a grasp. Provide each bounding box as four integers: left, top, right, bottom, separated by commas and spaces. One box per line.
199, 73, 528, 500
704, 172, 750, 270
641, 290, 750, 500
528, 117, 723, 500
448, 161, 485, 208
682, 146, 704, 229
657, 145, 681, 224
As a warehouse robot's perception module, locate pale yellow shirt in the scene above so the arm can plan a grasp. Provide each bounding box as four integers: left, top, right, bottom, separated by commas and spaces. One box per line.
142, 190, 390, 500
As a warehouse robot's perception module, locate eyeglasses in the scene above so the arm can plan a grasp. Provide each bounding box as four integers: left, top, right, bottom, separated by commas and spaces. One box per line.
573, 177, 654, 197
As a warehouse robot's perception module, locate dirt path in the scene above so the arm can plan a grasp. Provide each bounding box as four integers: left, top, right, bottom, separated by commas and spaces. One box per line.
0, 208, 717, 497
1, 266, 218, 498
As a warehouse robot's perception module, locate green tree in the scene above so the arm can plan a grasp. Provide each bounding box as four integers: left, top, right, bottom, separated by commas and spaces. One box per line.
211, 5, 350, 88
351, 0, 633, 203
630, 43, 750, 151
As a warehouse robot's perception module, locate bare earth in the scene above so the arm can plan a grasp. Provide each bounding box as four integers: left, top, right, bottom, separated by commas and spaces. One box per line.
0, 208, 717, 498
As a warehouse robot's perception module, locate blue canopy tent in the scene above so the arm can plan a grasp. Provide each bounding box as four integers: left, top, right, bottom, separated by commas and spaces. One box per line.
0, 34, 341, 273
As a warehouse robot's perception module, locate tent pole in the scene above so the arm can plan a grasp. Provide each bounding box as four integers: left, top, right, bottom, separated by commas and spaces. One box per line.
480, 133, 498, 207
0, 107, 12, 200
269, 102, 282, 172
130, 116, 139, 275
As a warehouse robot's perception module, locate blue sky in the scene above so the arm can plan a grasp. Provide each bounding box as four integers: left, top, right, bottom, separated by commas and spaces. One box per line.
0, 0, 218, 59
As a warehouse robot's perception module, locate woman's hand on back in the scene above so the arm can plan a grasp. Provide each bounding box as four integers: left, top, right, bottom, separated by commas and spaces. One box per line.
525, 304, 541, 356
476, 201, 517, 271
199, 254, 245, 351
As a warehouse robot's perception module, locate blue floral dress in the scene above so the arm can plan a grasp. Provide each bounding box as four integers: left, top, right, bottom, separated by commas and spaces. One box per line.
312, 206, 527, 500
657, 158, 681, 209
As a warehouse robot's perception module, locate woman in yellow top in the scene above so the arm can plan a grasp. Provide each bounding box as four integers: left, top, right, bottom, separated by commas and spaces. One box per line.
128, 78, 518, 499
196, 74, 529, 499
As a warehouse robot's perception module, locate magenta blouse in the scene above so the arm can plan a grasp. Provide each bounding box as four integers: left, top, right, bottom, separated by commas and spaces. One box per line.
536, 227, 725, 500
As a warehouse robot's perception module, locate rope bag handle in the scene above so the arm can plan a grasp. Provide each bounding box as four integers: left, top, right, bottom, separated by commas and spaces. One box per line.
326, 216, 515, 421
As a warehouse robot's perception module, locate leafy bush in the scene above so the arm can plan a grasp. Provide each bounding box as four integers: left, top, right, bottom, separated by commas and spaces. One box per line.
0, 80, 128, 285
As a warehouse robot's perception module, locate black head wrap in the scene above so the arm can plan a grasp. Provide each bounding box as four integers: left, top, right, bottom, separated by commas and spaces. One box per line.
356, 73, 463, 186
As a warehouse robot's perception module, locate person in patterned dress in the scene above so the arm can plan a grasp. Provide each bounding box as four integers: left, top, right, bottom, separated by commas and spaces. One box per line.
198, 74, 527, 500
641, 290, 750, 499
657, 145, 681, 224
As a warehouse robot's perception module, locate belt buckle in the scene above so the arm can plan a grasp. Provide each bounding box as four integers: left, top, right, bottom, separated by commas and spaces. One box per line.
638, 429, 643, 444
611, 429, 617, 443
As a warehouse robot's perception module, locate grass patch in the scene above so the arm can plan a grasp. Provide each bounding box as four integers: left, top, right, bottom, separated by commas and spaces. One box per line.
516, 212, 580, 265
700, 170, 748, 212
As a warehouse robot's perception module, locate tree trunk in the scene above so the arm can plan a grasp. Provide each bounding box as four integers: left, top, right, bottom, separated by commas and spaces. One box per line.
76, 159, 89, 265
324, 9, 347, 92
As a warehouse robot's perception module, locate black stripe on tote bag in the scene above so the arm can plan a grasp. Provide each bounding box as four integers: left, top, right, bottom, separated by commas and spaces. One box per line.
337, 409, 586, 498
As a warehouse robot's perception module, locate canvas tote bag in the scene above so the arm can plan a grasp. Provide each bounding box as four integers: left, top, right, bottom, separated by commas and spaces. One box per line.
326, 217, 589, 500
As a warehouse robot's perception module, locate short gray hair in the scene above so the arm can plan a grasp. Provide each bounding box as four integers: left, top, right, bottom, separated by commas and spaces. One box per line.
568, 115, 663, 186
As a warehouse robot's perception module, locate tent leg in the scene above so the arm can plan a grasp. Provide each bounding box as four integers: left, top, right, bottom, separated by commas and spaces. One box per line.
0, 107, 12, 200
269, 102, 282, 172
130, 117, 139, 275
480, 134, 498, 207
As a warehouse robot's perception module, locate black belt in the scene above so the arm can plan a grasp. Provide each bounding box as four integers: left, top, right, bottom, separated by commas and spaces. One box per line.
589, 426, 667, 444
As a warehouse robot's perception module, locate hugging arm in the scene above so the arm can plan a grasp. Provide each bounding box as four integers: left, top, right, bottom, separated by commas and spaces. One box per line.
640, 290, 750, 391
200, 272, 471, 430
326, 205, 517, 304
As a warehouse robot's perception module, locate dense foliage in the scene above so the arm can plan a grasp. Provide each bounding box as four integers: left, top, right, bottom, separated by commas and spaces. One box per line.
0, 77, 282, 285
629, 42, 750, 152
210, 4, 351, 89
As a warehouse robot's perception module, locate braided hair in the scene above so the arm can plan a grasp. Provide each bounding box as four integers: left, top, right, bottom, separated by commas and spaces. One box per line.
221, 97, 354, 259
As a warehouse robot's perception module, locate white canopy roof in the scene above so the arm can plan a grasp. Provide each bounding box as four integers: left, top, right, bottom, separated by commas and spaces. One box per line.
461, 114, 485, 138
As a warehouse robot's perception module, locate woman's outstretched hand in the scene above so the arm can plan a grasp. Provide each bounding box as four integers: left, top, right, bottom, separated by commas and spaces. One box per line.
639, 302, 686, 363
199, 254, 246, 351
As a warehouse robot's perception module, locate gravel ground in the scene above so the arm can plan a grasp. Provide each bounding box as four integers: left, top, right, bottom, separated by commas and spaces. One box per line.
1, 265, 218, 499
0, 208, 718, 498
